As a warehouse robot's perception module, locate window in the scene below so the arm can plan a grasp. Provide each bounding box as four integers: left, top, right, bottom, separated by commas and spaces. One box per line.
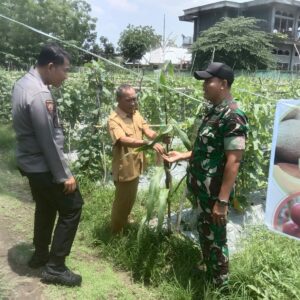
277, 63, 289, 70
274, 10, 294, 34
275, 11, 294, 18
293, 64, 300, 71
274, 49, 291, 56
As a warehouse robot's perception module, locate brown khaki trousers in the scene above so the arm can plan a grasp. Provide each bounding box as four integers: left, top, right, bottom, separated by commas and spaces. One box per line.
111, 177, 139, 234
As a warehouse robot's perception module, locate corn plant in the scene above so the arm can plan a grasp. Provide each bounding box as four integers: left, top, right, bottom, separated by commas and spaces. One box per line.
137, 167, 169, 242
136, 120, 192, 238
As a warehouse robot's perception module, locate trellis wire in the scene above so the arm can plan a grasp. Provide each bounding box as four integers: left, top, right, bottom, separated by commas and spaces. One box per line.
0, 13, 202, 104
0, 13, 289, 106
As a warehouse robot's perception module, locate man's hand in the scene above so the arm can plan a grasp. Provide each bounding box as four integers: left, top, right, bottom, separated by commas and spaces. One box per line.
152, 143, 166, 155
162, 151, 183, 163
63, 176, 77, 194
212, 202, 228, 227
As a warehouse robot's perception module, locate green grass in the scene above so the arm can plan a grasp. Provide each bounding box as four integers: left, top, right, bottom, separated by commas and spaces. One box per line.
0, 124, 30, 203
0, 274, 9, 300
0, 124, 17, 170
79, 179, 208, 299
80, 178, 300, 299
228, 226, 300, 299
44, 243, 160, 300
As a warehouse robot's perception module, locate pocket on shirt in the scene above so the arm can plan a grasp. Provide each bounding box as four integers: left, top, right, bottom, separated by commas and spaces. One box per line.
200, 132, 216, 146
124, 127, 134, 137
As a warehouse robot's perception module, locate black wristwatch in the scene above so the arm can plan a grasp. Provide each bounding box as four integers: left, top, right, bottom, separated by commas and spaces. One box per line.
216, 198, 229, 207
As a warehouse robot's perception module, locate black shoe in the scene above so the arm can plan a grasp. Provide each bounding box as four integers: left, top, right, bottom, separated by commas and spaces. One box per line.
28, 252, 49, 268
41, 265, 82, 287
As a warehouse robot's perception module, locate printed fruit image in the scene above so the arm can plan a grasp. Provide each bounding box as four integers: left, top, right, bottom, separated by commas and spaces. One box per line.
291, 203, 300, 226
273, 112, 300, 194
276, 119, 300, 165
273, 163, 300, 194
276, 119, 300, 164
282, 220, 300, 236
284, 208, 290, 218
273, 193, 300, 239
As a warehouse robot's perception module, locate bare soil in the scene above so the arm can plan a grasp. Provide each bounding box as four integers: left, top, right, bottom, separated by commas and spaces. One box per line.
0, 193, 46, 299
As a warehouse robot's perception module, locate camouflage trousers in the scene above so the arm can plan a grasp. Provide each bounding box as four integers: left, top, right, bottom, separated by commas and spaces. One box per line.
196, 197, 229, 285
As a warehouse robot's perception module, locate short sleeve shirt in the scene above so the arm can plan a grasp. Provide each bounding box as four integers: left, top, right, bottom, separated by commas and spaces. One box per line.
187, 99, 248, 198
108, 107, 150, 182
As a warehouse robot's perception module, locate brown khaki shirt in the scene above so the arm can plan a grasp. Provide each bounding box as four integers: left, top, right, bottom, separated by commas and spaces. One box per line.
108, 107, 150, 182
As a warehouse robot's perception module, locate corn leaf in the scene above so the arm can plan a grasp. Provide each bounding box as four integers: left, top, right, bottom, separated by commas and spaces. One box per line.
159, 70, 166, 85
133, 124, 173, 153
137, 216, 147, 245
157, 188, 169, 231
146, 167, 164, 220
170, 119, 192, 150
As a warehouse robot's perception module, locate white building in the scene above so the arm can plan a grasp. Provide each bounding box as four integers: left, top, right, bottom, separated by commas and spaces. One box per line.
139, 47, 192, 69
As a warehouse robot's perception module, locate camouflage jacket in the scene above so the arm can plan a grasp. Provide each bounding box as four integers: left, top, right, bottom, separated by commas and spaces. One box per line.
187, 99, 248, 201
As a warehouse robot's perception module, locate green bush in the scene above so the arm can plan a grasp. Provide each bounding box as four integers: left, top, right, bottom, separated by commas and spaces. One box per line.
2, 65, 300, 204
0, 69, 23, 123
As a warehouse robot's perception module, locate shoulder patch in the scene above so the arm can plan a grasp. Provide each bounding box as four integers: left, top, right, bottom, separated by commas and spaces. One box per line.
45, 100, 54, 114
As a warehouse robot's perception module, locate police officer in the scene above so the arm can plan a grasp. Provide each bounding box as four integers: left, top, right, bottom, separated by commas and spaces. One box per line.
164, 63, 248, 286
12, 44, 83, 287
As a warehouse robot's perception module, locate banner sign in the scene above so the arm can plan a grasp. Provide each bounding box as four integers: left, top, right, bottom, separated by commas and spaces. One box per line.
265, 100, 300, 240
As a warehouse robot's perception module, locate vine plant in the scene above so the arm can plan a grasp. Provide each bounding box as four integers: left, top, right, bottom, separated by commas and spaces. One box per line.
0, 66, 296, 216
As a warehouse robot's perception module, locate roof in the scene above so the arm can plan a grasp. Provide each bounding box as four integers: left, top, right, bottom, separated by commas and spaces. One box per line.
139, 47, 192, 66
180, 0, 300, 21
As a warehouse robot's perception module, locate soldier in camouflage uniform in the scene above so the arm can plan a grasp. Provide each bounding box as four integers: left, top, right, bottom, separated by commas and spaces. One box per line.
164, 62, 248, 286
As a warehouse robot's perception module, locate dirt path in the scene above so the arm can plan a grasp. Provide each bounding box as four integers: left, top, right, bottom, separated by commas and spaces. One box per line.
0, 192, 46, 300
0, 174, 157, 300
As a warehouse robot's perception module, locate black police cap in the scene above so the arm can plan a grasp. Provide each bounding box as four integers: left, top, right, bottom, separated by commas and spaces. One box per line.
194, 62, 234, 84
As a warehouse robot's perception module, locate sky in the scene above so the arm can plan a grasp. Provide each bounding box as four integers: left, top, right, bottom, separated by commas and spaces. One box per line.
86, 0, 213, 48
86, 0, 253, 48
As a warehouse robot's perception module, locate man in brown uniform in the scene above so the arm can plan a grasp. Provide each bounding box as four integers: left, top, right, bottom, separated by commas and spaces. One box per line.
108, 84, 165, 234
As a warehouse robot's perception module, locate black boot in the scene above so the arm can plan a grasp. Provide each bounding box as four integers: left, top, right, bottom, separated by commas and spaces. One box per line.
41, 256, 82, 287
28, 246, 49, 268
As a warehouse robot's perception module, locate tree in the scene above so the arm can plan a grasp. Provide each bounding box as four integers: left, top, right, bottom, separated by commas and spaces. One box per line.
81, 36, 115, 62
99, 36, 115, 59
118, 24, 161, 62
0, 0, 97, 67
192, 17, 275, 70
